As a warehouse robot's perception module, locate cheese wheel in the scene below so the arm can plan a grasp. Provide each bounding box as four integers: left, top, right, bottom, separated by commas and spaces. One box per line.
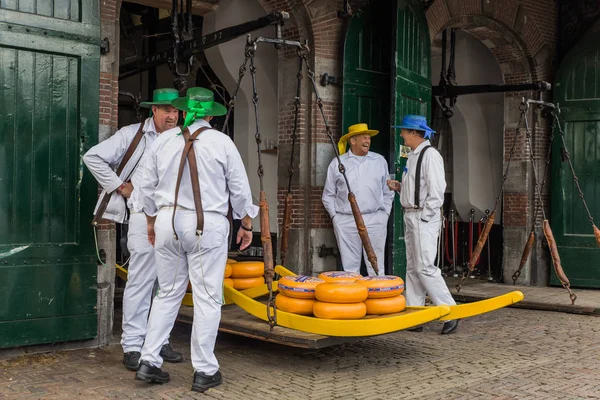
313, 301, 366, 319
227, 258, 237, 264
223, 278, 234, 287
357, 276, 405, 298
318, 271, 361, 283
277, 276, 324, 299
364, 295, 406, 315
315, 282, 368, 303
231, 276, 265, 290
275, 294, 315, 315
224, 263, 233, 278
230, 261, 264, 278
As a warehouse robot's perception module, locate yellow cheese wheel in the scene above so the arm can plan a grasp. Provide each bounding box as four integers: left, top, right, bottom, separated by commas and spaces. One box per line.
318, 271, 361, 283
230, 261, 265, 278
313, 301, 366, 319
231, 276, 265, 290
364, 295, 406, 315
275, 294, 316, 315
357, 276, 405, 298
315, 282, 368, 303
224, 264, 233, 278
227, 258, 237, 264
223, 278, 234, 287
277, 276, 324, 299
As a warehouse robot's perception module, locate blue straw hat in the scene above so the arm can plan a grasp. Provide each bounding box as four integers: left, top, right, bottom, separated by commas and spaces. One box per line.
392, 115, 435, 139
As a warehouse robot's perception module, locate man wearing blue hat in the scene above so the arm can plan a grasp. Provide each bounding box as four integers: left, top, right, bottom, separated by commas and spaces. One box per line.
136, 87, 258, 392
387, 115, 459, 335
84, 88, 184, 370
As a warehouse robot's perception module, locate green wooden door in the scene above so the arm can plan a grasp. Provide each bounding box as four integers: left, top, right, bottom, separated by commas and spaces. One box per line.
551, 38, 600, 288
0, 3, 100, 347
342, 0, 431, 278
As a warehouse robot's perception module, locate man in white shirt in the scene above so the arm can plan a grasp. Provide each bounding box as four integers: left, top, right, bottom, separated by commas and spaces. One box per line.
83, 88, 183, 370
387, 114, 458, 335
135, 87, 258, 393
322, 123, 394, 276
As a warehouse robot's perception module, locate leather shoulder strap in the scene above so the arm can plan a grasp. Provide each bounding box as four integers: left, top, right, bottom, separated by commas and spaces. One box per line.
172, 126, 210, 239
92, 123, 145, 225
414, 145, 432, 208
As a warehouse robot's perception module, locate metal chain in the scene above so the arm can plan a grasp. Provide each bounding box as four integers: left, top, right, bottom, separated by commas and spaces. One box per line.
299, 47, 353, 192
512, 106, 553, 283
247, 41, 277, 329
456, 105, 524, 291
553, 111, 597, 226
222, 49, 252, 133
287, 54, 303, 194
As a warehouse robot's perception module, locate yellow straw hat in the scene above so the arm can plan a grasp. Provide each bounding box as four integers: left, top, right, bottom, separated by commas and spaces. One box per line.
338, 123, 379, 155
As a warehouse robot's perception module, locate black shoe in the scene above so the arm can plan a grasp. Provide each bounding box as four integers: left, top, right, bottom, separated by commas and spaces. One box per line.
441, 320, 459, 335
135, 360, 170, 384
160, 343, 183, 363
407, 326, 423, 332
191, 371, 223, 393
123, 351, 141, 371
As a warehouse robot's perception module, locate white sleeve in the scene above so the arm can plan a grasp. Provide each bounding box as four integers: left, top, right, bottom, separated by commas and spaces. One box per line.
82, 125, 137, 193
382, 158, 394, 215
140, 139, 160, 217
225, 140, 259, 219
322, 160, 337, 218
422, 151, 446, 221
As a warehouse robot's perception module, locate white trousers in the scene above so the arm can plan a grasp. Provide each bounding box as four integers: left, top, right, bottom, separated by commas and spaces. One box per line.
332, 210, 388, 276
404, 210, 456, 307
121, 212, 167, 353
140, 210, 229, 375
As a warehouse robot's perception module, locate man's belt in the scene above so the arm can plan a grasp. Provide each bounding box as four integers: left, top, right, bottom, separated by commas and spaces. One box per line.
172, 126, 210, 239
91, 123, 145, 226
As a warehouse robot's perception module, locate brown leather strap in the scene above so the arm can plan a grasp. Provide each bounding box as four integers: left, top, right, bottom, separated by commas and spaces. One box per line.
92, 123, 145, 225
172, 127, 210, 239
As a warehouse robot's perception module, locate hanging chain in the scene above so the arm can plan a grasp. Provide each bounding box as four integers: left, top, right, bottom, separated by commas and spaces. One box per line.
222, 48, 252, 134
456, 106, 524, 292
299, 47, 353, 191
553, 111, 597, 227
512, 105, 553, 283
247, 40, 277, 330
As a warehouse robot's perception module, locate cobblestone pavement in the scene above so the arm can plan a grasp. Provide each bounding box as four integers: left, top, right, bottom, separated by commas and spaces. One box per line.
1, 307, 600, 400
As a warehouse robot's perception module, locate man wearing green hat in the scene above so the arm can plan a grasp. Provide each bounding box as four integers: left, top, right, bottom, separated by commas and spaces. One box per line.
136, 87, 258, 392
322, 123, 394, 276
83, 88, 183, 370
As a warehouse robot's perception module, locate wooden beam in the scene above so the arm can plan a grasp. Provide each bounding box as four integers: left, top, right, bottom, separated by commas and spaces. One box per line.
123, 0, 219, 15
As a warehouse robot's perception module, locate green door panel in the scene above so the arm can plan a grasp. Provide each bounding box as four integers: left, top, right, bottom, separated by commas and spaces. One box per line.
551, 39, 600, 288
342, 0, 430, 278
0, 3, 100, 347
391, 0, 432, 279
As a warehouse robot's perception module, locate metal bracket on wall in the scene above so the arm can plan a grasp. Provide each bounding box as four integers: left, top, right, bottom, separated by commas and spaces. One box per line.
317, 244, 339, 258
100, 38, 110, 55
320, 73, 339, 87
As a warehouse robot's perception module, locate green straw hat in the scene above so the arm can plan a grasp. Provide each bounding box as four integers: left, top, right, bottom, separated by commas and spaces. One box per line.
171, 87, 227, 117
139, 88, 180, 108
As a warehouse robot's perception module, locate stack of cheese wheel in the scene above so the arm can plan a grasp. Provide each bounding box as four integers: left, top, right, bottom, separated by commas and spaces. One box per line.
357, 276, 406, 315
230, 261, 265, 290
313, 271, 367, 319
276, 276, 324, 315
223, 260, 234, 287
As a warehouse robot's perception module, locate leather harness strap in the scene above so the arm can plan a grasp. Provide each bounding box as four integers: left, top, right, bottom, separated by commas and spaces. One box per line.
172, 126, 210, 239
92, 123, 145, 225
413, 145, 432, 209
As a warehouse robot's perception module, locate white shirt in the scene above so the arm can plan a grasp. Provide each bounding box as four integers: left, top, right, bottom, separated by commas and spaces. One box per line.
141, 119, 259, 220
83, 118, 159, 218
322, 150, 394, 217
400, 140, 446, 221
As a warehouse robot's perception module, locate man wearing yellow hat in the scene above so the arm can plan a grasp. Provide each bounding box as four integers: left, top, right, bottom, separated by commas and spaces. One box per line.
322, 123, 394, 276
136, 87, 258, 392
83, 88, 183, 370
